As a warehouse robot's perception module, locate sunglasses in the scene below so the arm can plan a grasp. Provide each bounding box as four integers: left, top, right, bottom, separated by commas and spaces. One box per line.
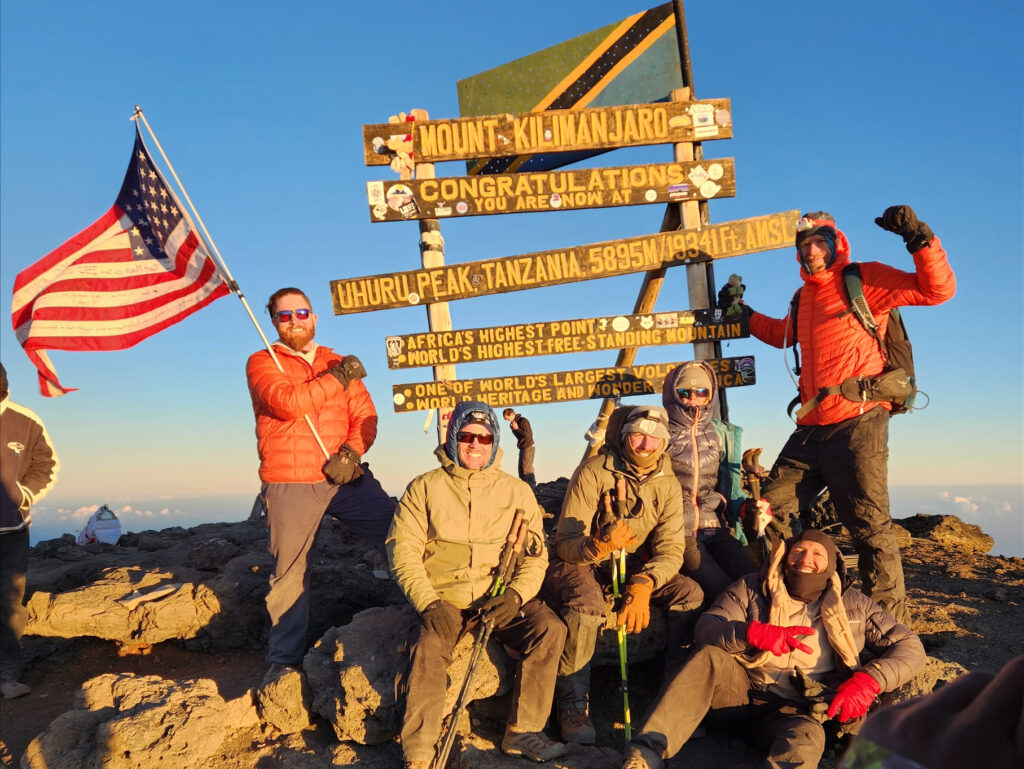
677, 387, 710, 399
273, 308, 311, 323
456, 431, 493, 445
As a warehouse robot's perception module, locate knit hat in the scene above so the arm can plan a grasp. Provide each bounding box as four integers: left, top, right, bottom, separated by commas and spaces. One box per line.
620, 405, 671, 442
795, 212, 838, 249
675, 363, 713, 394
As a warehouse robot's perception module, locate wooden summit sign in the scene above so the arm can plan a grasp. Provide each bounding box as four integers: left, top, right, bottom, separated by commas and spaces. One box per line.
392, 357, 756, 413
363, 99, 732, 166
366, 159, 735, 222
331, 210, 798, 315
385, 309, 748, 369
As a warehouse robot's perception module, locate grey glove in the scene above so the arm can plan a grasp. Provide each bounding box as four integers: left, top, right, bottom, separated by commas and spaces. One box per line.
874, 205, 934, 253
322, 444, 363, 485
422, 599, 461, 642
480, 589, 522, 629
322, 355, 367, 389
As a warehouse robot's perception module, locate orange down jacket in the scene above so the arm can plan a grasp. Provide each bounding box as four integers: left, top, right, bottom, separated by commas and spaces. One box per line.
749, 235, 954, 426
246, 343, 378, 482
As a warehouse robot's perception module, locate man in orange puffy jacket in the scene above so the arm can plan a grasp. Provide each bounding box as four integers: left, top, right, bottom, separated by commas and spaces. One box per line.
246, 287, 395, 669
725, 207, 954, 624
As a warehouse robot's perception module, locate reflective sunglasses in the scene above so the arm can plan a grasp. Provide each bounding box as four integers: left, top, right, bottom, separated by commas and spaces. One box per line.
677, 387, 710, 399
456, 431, 493, 445
273, 308, 311, 323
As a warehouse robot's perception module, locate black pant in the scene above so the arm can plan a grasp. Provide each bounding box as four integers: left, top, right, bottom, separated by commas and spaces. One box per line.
760, 407, 908, 623
0, 528, 29, 682
630, 645, 826, 769
685, 529, 757, 601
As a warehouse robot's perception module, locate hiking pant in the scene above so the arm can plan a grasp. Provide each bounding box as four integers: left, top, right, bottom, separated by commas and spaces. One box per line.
518, 445, 536, 488
263, 467, 395, 665
544, 557, 703, 712
0, 528, 29, 682
685, 528, 758, 601
629, 645, 826, 769
396, 598, 565, 763
760, 406, 909, 624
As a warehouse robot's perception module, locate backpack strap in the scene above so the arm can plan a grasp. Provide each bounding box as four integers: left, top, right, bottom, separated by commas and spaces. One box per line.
842, 263, 886, 357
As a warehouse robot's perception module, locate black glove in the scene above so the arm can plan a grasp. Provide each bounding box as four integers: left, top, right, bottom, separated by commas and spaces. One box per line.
322, 355, 367, 389
479, 589, 522, 629
322, 443, 363, 485
874, 205, 934, 253
422, 599, 461, 641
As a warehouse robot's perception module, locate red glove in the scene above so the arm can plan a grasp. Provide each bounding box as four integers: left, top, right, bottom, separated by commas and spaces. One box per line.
746, 620, 814, 656
827, 671, 881, 722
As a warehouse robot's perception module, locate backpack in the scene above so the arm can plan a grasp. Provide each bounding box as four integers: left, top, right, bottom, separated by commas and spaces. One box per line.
788, 263, 917, 417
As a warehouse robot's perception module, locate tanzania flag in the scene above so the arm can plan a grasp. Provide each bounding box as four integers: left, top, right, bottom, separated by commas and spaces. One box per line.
458, 3, 682, 175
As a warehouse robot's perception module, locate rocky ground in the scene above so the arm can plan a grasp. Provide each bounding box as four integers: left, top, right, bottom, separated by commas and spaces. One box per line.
0, 487, 1021, 769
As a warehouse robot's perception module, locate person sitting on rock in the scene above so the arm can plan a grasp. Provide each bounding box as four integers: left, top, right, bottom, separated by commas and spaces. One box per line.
662, 360, 761, 600
545, 405, 704, 745
621, 529, 925, 769
387, 401, 566, 769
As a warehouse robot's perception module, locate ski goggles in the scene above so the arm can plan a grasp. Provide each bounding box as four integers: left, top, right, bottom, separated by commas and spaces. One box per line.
677, 387, 710, 400
273, 308, 311, 323
456, 431, 493, 445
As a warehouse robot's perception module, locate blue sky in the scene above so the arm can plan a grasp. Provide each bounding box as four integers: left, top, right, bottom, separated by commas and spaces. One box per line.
1, 1, 1021, 547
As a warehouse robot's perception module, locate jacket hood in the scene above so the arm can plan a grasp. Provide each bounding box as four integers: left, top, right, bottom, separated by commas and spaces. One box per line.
443, 400, 500, 469
662, 360, 718, 428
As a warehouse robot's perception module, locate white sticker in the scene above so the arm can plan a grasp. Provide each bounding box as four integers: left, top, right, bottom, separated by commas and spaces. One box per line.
644, 189, 657, 202
638, 315, 654, 329
550, 193, 563, 209
372, 203, 388, 220
393, 393, 406, 405
456, 201, 469, 214
407, 292, 421, 305
707, 163, 724, 180
367, 181, 385, 205
611, 316, 630, 332
700, 180, 721, 198
688, 166, 710, 186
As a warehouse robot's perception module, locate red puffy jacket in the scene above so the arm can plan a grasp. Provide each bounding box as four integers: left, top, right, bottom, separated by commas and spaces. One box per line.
246, 343, 378, 482
750, 235, 954, 426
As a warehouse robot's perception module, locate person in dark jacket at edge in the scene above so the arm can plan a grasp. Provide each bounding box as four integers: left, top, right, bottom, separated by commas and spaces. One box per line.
545, 405, 704, 745
724, 207, 955, 625
502, 408, 536, 488
662, 360, 766, 601
0, 362, 59, 699
621, 529, 925, 769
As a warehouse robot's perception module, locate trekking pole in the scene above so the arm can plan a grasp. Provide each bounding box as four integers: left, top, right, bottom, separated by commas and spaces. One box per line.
432, 510, 527, 769
606, 479, 632, 740
741, 448, 771, 563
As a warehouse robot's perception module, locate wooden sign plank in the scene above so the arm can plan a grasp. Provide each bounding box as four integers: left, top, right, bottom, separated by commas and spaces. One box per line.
385, 309, 748, 370
366, 159, 735, 223
392, 357, 756, 413
331, 210, 799, 315
362, 100, 733, 166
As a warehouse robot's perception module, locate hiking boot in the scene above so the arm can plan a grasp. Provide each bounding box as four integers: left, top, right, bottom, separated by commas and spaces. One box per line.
0, 680, 30, 699
262, 662, 299, 686
558, 707, 596, 745
501, 727, 567, 762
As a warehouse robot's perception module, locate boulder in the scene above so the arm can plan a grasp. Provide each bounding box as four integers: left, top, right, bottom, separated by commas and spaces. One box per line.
304, 601, 667, 746
896, 514, 994, 553
257, 665, 313, 735
21, 673, 260, 769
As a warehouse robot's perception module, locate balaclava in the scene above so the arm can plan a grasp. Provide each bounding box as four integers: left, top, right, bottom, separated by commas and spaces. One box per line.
795, 211, 839, 272
783, 529, 838, 603
619, 405, 670, 474
444, 400, 500, 469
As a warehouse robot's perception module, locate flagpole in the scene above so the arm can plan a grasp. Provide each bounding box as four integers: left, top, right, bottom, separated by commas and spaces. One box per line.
131, 106, 331, 460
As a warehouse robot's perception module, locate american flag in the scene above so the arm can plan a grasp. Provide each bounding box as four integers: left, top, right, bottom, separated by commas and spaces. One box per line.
11, 126, 230, 396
